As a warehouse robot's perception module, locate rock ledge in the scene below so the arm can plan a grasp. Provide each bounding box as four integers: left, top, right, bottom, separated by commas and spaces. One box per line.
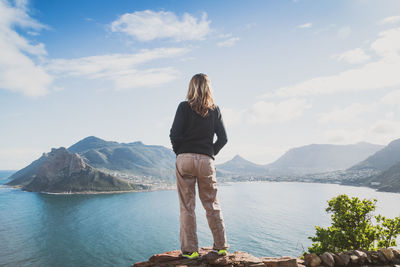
132, 247, 299, 267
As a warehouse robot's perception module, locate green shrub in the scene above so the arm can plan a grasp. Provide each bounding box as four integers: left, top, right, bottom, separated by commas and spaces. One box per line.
308, 194, 400, 254
376, 215, 400, 248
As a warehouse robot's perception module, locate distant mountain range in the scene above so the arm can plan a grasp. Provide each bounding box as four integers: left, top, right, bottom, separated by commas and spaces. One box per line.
265, 142, 384, 175
6, 147, 149, 193
5, 136, 400, 193
216, 140, 400, 193
216, 142, 384, 176
216, 155, 267, 176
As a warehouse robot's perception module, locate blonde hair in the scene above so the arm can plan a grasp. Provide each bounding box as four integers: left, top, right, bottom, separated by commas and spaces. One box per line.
186, 73, 216, 117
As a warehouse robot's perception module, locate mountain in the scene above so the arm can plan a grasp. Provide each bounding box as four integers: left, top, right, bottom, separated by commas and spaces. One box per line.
68, 136, 176, 183
361, 161, 400, 193
216, 155, 268, 176
6, 136, 391, 191
349, 138, 400, 171
7, 147, 148, 193
68, 136, 119, 152
266, 142, 384, 175
6, 153, 49, 187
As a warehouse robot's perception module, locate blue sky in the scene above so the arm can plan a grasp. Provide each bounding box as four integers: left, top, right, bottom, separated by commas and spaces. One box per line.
1, 0, 400, 169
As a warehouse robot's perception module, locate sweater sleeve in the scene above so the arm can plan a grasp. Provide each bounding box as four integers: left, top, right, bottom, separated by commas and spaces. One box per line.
213, 106, 228, 156
169, 102, 185, 154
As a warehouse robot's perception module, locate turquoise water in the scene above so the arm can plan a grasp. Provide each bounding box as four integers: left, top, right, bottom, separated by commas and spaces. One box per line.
1, 182, 399, 267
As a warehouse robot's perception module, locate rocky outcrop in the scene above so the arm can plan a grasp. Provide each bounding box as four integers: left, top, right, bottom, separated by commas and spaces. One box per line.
303, 248, 400, 267
132, 247, 298, 267
7, 147, 149, 193
133, 247, 400, 267
68, 136, 177, 183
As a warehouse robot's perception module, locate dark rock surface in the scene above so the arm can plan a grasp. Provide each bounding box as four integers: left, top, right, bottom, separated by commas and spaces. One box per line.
133, 247, 298, 267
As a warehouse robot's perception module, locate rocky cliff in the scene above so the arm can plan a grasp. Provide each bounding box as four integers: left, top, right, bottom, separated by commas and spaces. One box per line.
7, 147, 149, 193
68, 136, 176, 183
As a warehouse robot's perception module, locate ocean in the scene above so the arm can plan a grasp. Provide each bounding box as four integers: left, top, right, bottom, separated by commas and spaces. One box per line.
1, 181, 399, 267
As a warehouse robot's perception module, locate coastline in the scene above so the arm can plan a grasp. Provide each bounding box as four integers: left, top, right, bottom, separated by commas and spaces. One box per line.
3, 180, 399, 195
2, 184, 177, 195
220, 178, 400, 194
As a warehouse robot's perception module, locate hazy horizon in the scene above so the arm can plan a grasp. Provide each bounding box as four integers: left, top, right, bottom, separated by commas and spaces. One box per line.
1, 0, 400, 169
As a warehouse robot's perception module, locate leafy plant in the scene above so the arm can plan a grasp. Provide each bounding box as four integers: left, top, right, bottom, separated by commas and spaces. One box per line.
376, 215, 400, 248
308, 194, 400, 254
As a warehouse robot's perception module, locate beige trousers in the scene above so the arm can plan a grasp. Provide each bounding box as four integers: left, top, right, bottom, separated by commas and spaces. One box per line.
175, 152, 229, 253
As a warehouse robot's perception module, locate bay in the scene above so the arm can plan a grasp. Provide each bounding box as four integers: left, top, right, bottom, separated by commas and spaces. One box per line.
0, 182, 399, 267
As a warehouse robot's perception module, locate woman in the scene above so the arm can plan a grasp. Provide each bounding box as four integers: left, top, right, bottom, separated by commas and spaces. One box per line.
169, 73, 229, 259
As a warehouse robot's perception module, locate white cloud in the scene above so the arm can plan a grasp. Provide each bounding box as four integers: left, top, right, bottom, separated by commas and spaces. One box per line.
47, 47, 188, 77
320, 92, 400, 144
379, 15, 400, 25
1, 3, 193, 96
337, 26, 352, 39
369, 119, 400, 142
324, 128, 367, 144
317, 103, 371, 124
219, 99, 311, 126
249, 98, 311, 124
110, 10, 211, 42
318, 88, 400, 144
371, 27, 400, 58
217, 37, 240, 48
46, 47, 189, 90
379, 89, 400, 105
263, 27, 400, 98
220, 107, 245, 127
264, 59, 400, 98
332, 48, 371, 64
111, 67, 180, 89
0, 0, 53, 96
371, 119, 398, 134
323, 119, 400, 145
298, 22, 312, 28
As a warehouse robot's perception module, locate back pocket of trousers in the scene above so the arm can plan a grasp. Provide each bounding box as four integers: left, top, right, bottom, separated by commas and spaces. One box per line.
177, 156, 194, 177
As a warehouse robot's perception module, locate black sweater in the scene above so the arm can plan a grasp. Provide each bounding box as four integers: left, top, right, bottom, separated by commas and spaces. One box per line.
169, 101, 228, 160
